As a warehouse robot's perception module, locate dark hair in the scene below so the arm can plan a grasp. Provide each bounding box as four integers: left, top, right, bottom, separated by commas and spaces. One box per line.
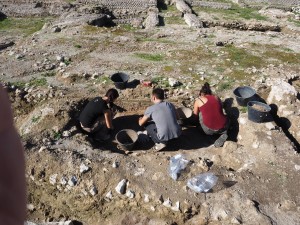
152, 88, 164, 100
105, 88, 119, 102
199, 82, 212, 95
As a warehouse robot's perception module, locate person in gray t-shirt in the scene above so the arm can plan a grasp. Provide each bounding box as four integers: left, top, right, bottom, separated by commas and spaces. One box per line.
138, 88, 181, 151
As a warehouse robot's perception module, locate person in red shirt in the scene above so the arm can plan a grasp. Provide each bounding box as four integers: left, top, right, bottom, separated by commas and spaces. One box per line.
193, 82, 229, 147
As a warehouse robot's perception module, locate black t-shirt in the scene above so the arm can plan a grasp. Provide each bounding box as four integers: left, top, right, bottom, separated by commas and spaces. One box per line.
79, 97, 108, 128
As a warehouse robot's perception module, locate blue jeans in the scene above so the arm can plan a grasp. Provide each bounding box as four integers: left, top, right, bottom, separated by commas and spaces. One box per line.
144, 122, 167, 144
199, 112, 229, 135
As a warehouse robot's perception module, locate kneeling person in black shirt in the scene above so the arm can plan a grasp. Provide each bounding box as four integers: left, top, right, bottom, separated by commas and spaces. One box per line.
79, 88, 119, 141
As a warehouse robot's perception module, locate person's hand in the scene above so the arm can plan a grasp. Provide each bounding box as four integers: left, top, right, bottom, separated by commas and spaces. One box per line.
0, 84, 26, 225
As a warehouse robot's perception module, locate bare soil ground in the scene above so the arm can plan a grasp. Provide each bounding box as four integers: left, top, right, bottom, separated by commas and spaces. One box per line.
1, 3, 300, 225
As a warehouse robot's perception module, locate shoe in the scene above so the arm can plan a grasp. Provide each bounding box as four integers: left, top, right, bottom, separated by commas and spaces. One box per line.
214, 133, 228, 148
154, 142, 166, 151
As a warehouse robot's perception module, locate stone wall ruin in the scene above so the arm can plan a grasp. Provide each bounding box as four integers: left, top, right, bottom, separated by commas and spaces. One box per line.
0, 0, 158, 25
232, 0, 299, 7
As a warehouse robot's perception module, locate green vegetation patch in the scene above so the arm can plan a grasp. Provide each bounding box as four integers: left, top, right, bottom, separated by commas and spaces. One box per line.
0, 17, 52, 36
263, 47, 300, 64
93, 75, 112, 85
136, 37, 176, 44
53, 131, 62, 140
160, 4, 177, 13
42, 71, 56, 77
218, 80, 234, 91
31, 116, 41, 123
111, 24, 137, 35
169, 45, 217, 74
151, 76, 170, 87
164, 16, 186, 25
74, 44, 82, 48
223, 45, 264, 68
193, 5, 268, 21
134, 53, 164, 62
29, 78, 47, 87
239, 106, 248, 113
10, 81, 26, 88
288, 18, 300, 27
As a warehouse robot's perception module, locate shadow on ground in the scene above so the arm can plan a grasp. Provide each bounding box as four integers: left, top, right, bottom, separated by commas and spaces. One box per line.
112, 114, 217, 152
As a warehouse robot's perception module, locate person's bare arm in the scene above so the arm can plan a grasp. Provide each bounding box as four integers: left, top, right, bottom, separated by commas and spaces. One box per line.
193, 99, 200, 116
104, 109, 114, 130
0, 85, 26, 225
138, 115, 149, 126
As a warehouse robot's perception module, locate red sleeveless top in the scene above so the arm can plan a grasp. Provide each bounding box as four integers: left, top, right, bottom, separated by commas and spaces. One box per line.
199, 95, 227, 130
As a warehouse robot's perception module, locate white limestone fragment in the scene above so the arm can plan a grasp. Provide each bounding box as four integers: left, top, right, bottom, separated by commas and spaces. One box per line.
62, 130, 71, 137
144, 194, 150, 203
115, 179, 127, 194
90, 186, 98, 196
80, 163, 90, 174
265, 122, 276, 130
238, 117, 247, 124
68, 176, 77, 187
126, 190, 135, 199
168, 78, 180, 87
38, 146, 46, 153
112, 161, 119, 168
60, 176, 67, 185
105, 190, 113, 201
252, 140, 260, 149
171, 201, 180, 212
163, 198, 172, 208
49, 174, 58, 185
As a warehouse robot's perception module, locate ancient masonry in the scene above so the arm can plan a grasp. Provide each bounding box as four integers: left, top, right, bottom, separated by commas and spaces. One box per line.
185, 0, 232, 9
0, 0, 157, 20
232, 0, 299, 7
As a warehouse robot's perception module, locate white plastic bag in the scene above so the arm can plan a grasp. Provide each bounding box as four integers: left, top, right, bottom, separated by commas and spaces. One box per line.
187, 172, 218, 193
169, 154, 189, 180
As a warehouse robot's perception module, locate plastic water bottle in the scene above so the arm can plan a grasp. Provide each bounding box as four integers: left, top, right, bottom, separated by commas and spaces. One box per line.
187, 172, 218, 193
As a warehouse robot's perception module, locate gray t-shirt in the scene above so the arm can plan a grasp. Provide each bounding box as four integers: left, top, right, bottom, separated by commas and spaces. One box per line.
145, 101, 181, 141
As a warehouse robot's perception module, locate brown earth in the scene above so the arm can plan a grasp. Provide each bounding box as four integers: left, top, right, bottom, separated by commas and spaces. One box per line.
1, 2, 300, 225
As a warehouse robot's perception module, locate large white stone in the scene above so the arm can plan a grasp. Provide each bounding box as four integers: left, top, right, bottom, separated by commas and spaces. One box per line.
168, 78, 180, 87
267, 79, 297, 103
175, 0, 192, 13
184, 13, 203, 28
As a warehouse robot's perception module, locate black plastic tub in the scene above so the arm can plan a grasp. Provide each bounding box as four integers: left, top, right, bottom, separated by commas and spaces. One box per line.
115, 129, 138, 151
247, 101, 272, 123
111, 72, 129, 90
233, 86, 256, 106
